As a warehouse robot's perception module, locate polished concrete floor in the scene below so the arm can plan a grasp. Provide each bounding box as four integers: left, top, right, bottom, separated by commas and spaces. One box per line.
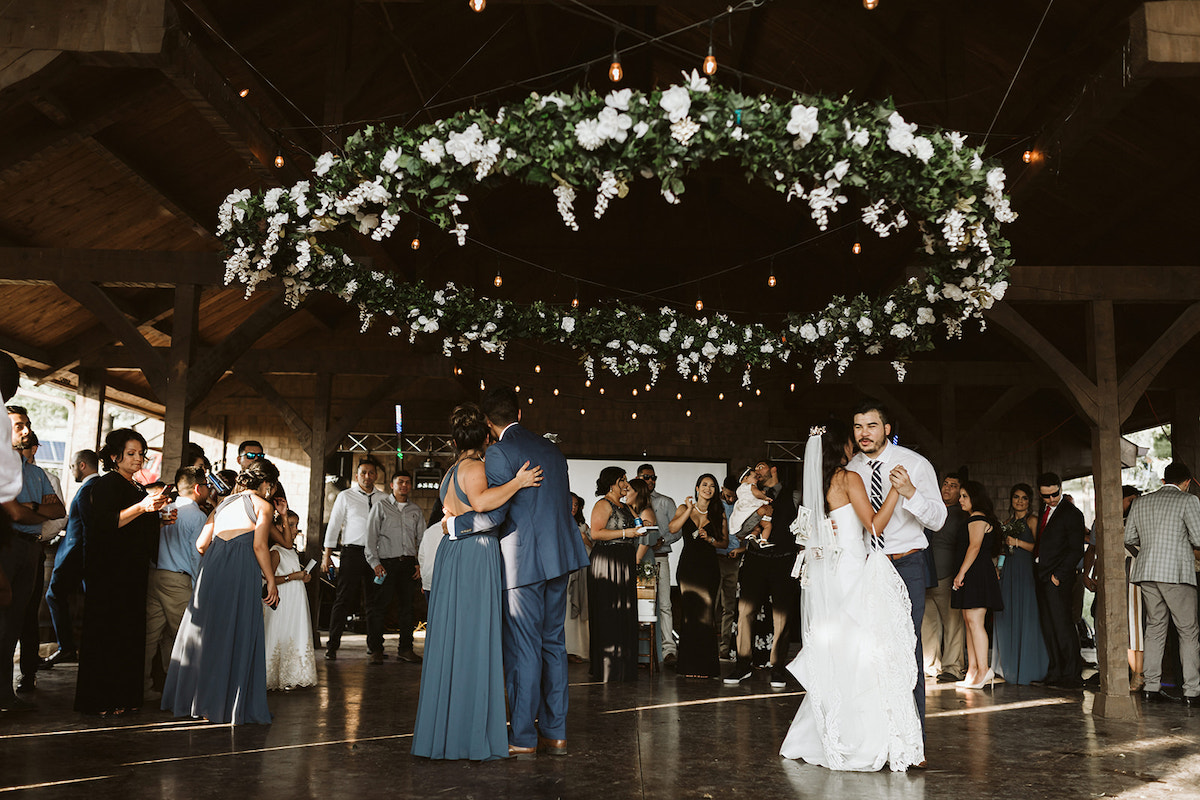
4, 635, 1200, 800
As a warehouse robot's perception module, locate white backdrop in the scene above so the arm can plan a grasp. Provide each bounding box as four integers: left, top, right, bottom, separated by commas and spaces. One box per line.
567, 458, 728, 585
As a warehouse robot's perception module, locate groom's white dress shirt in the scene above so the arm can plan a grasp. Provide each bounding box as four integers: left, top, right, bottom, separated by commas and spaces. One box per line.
847, 441, 946, 555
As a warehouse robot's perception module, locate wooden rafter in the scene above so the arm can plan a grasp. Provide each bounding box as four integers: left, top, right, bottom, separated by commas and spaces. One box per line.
55, 280, 168, 396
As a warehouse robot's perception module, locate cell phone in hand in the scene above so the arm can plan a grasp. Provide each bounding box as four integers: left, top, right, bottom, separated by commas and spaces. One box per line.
261, 583, 279, 610
304, 559, 317, 573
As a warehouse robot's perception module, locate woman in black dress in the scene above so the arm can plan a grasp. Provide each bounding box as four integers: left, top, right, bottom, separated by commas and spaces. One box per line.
951, 480, 1004, 690
75, 428, 170, 716
668, 474, 728, 678
587, 467, 640, 682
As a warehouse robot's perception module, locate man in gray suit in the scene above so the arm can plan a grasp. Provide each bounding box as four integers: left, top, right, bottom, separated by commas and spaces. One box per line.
478, 387, 590, 756
922, 472, 967, 682
1125, 461, 1200, 706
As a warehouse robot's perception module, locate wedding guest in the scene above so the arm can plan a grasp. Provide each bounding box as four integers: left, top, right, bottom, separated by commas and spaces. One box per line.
992, 483, 1048, 685
1125, 462, 1200, 706
74, 429, 167, 716
143, 466, 209, 695
265, 509, 317, 690
1034, 472, 1087, 689
952, 480, 1004, 689
366, 470, 425, 664
17, 432, 65, 693
716, 476, 745, 660
42, 449, 99, 670
321, 458, 385, 661
922, 472, 967, 682
1121, 486, 1145, 691
411, 403, 542, 760
669, 474, 728, 678
588, 467, 641, 682
634, 464, 680, 667
565, 492, 591, 664
162, 459, 280, 724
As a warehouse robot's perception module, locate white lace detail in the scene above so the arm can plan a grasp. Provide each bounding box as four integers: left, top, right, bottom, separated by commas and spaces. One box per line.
264, 545, 318, 690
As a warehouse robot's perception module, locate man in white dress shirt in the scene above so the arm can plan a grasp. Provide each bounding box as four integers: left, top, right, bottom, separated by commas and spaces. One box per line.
848, 399, 945, 746
321, 458, 385, 661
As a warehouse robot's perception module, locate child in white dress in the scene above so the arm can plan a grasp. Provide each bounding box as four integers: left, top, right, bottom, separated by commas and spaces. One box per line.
264, 510, 317, 690
728, 467, 774, 547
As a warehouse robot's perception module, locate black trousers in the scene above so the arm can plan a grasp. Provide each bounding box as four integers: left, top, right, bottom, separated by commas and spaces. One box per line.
368, 555, 419, 653
326, 545, 378, 652
0, 535, 41, 700
735, 552, 798, 668
1036, 572, 1081, 684
19, 545, 46, 677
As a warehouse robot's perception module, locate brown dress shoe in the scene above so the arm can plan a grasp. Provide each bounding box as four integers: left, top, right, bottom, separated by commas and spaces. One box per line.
369, 652, 384, 665
537, 737, 568, 756
508, 744, 537, 759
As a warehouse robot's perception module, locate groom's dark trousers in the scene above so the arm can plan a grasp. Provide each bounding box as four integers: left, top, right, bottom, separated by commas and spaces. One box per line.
889, 550, 927, 737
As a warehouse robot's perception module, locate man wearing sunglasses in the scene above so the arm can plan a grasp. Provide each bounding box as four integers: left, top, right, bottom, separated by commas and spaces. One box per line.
635, 464, 679, 667
1033, 472, 1086, 689
236, 440, 266, 472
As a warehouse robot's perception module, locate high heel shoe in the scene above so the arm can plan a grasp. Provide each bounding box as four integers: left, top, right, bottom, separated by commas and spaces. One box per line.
963, 669, 995, 689
955, 675, 977, 687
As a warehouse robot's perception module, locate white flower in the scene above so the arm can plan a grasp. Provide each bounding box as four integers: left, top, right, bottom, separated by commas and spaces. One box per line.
970, 153, 983, 171
561, 316, 576, 334
682, 69, 710, 93
883, 300, 896, 314
825, 160, 850, 182
912, 136, 934, 163
314, 152, 337, 176
866, 343, 883, 355
799, 323, 818, 342
419, 138, 445, 165
856, 316, 874, 335
659, 85, 691, 123
537, 94, 567, 110
575, 118, 603, 150
760, 342, 775, 354
886, 111, 917, 155
659, 329, 671, 343
731, 126, 745, 141
943, 284, 965, 301
607, 340, 620, 350
605, 88, 633, 111
380, 147, 402, 175
890, 323, 912, 339
989, 281, 1008, 300
946, 131, 967, 151
356, 212, 379, 234
843, 119, 869, 147
722, 343, 737, 356
670, 116, 701, 144
681, 335, 694, 349
701, 341, 718, 358
480, 340, 499, 354
633, 121, 650, 139
263, 187, 285, 212
892, 361, 908, 382
596, 106, 633, 142
786, 104, 820, 146
916, 307, 935, 325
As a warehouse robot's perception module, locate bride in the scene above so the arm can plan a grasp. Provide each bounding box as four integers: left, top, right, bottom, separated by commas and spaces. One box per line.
780, 421, 925, 772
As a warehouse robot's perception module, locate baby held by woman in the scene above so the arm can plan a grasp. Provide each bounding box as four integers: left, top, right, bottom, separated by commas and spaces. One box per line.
728, 467, 773, 547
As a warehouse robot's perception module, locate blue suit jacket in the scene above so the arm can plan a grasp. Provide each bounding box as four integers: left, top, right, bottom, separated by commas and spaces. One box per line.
458, 423, 588, 589
53, 478, 93, 572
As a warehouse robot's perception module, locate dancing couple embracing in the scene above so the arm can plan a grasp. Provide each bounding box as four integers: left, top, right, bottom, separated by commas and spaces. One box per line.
412, 386, 589, 761
780, 399, 945, 772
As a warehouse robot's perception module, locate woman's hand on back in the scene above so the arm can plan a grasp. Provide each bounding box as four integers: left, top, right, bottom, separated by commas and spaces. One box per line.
515, 460, 543, 489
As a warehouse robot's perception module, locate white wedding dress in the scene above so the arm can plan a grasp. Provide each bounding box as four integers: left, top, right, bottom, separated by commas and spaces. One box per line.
263, 545, 317, 690
780, 503, 924, 772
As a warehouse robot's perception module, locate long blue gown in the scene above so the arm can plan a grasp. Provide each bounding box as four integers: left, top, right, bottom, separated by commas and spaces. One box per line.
992, 518, 1049, 684
162, 494, 272, 724
411, 461, 508, 761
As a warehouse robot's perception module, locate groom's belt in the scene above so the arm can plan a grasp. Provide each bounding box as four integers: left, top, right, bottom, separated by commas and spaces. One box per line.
885, 548, 922, 561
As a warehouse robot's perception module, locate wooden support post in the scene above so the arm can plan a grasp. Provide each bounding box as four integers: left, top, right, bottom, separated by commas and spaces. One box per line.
939, 383, 957, 471
70, 367, 107, 453
306, 372, 333, 648
1088, 300, 1139, 719
1171, 389, 1200, 471
160, 284, 199, 478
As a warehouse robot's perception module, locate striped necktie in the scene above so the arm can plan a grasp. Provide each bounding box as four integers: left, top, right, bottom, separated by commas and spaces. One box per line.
869, 460, 884, 511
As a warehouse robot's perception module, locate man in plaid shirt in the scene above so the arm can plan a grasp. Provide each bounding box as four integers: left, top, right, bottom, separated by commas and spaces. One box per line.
1125, 461, 1200, 706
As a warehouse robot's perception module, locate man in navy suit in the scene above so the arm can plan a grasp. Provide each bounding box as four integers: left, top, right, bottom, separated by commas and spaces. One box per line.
478, 386, 589, 757
41, 449, 99, 668
1033, 471, 1086, 688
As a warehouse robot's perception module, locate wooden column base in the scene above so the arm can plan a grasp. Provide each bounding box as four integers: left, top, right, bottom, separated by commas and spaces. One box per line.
1092, 691, 1141, 720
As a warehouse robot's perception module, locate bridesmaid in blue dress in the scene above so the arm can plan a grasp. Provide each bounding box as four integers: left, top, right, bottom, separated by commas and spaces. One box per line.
412, 403, 542, 761
992, 483, 1049, 684
162, 460, 279, 725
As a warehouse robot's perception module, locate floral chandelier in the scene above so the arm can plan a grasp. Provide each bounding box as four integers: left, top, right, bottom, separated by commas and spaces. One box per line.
218, 70, 1014, 385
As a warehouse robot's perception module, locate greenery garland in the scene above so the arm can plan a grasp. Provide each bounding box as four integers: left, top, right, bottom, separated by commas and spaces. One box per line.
217, 70, 1015, 385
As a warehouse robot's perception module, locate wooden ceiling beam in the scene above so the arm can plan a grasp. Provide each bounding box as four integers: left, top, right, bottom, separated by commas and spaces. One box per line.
0, 334, 53, 367
83, 134, 216, 240
1005, 264, 1200, 302
0, 248, 224, 286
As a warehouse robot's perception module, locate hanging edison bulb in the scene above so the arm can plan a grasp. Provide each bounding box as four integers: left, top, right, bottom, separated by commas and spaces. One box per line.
493, 269, 503, 288
852, 241, 862, 255
703, 45, 718, 77
528, 397, 534, 404
686, 409, 692, 417
571, 294, 579, 309
609, 53, 623, 83
239, 88, 250, 98
585, 379, 592, 388
676, 393, 682, 400
631, 412, 637, 420
863, 0, 879, 9
1022, 149, 1034, 163
767, 272, 777, 288
553, 388, 560, 396
695, 296, 704, 312
632, 388, 638, 397
274, 151, 285, 169
410, 226, 421, 250
468, 0, 485, 11
534, 364, 542, 373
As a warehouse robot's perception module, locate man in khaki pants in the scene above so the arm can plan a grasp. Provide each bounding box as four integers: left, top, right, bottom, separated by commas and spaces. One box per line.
144, 466, 209, 693
922, 473, 968, 682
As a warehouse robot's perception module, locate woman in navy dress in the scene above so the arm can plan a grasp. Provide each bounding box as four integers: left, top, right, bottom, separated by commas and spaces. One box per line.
412, 403, 542, 761
992, 483, 1048, 684
162, 459, 280, 725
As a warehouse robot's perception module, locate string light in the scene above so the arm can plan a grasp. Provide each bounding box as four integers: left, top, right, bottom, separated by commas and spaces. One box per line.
703, 23, 717, 76
686, 409, 692, 417
738, 400, 744, 408
571, 283, 580, 309
528, 397, 534, 404
863, 0, 879, 8
1022, 149, 1034, 163
676, 393, 682, 400
585, 379, 591, 388
695, 295, 704, 312
479, 380, 486, 390
274, 150, 285, 169
454, 366, 463, 375
644, 383, 651, 391
553, 388, 560, 396
755, 388, 761, 396
239, 88, 249, 98
609, 51, 623, 83
598, 388, 605, 394
514, 385, 521, 392
631, 412, 637, 420
410, 224, 421, 250
852, 241, 862, 255
632, 388, 638, 396
468, 0, 485, 10
767, 270, 777, 288
691, 375, 698, 382
718, 392, 724, 400
493, 269, 503, 288
789, 383, 796, 392
580, 408, 586, 415
535, 364, 541, 373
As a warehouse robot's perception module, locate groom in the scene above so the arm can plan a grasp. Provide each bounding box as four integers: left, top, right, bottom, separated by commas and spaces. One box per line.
847, 398, 944, 755
477, 386, 590, 757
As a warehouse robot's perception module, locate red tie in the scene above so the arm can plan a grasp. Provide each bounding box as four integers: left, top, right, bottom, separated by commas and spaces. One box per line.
1034, 506, 1050, 558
